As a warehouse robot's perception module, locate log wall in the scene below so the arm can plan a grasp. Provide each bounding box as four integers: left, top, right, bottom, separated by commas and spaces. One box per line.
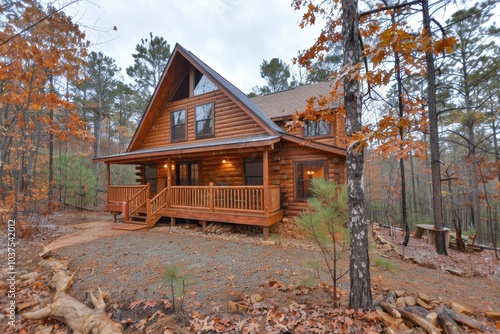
269, 142, 346, 218
139, 90, 268, 150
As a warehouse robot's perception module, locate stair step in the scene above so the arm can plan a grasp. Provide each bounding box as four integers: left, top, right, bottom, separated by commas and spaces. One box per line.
112, 223, 149, 231
130, 215, 147, 220
125, 220, 148, 225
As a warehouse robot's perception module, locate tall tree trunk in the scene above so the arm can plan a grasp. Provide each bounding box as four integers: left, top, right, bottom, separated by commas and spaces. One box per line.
342, 0, 372, 309
409, 151, 418, 225
48, 75, 55, 206
466, 123, 482, 242
393, 46, 409, 246
422, 0, 447, 255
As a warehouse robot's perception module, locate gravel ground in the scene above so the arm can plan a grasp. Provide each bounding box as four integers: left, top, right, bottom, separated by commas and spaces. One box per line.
56, 225, 324, 314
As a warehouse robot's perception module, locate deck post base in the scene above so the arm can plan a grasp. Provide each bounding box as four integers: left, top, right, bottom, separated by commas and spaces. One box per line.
200, 220, 207, 233
263, 227, 269, 241
170, 217, 176, 227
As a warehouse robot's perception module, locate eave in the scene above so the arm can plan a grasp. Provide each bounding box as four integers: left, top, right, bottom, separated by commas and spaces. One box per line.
93, 135, 281, 164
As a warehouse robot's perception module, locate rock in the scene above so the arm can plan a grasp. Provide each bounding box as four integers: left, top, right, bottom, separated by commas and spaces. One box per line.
376, 309, 404, 330
227, 301, 238, 312
404, 295, 416, 306
396, 297, 406, 309
237, 303, 249, 312
39, 245, 52, 259
227, 300, 249, 313
376, 234, 388, 244
381, 243, 393, 252
19, 272, 40, 280
416, 298, 432, 310
395, 290, 406, 297
425, 312, 438, 326
484, 311, 500, 320
417, 292, 430, 304
450, 302, 473, 316
250, 294, 263, 303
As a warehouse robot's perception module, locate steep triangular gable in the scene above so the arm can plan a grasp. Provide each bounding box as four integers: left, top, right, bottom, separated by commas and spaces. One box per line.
127, 44, 283, 152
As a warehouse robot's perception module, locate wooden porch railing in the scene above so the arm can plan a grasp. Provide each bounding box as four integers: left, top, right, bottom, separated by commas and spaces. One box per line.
109, 184, 281, 226
108, 185, 148, 204
169, 184, 281, 213
126, 184, 150, 221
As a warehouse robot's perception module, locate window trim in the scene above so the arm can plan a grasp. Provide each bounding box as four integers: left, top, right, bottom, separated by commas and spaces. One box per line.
170, 109, 187, 142
304, 120, 331, 138
194, 102, 215, 138
294, 160, 327, 201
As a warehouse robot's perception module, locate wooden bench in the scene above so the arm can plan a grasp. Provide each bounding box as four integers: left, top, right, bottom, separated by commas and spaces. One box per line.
414, 224, 451, 247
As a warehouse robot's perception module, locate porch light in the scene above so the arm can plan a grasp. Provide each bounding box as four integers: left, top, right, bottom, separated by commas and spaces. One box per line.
222, 159, 227, 164
164, 164, 168, 168
307, 171, 314, 175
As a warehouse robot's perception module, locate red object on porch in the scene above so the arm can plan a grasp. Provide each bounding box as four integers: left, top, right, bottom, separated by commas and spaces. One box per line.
122, 202, 127, 219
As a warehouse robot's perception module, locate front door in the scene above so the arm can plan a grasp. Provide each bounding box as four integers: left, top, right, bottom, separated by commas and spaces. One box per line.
175, 161, 199, 186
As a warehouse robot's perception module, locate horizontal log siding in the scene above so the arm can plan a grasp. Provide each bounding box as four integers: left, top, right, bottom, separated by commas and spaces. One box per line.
139, 90, 267, 150
274, 116, 346, 148
271, 142, 346, 218
200, 153, 245, 186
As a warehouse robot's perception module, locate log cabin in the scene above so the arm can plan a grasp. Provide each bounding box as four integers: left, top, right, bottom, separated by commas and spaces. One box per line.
93, 43, 347, 240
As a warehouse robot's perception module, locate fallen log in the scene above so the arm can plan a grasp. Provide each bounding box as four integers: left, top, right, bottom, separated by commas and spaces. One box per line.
381, 301, 442, 334
23, 248, 123, 334
435, 307, 461, 334
445, 307, 499, 333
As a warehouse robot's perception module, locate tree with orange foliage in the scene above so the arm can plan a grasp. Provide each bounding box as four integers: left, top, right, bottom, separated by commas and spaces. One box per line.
292, 0, 461, 306
0, 0, 92, 219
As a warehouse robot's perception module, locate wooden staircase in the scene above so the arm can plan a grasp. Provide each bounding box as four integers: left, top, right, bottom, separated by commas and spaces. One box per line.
112, 185, 168, 231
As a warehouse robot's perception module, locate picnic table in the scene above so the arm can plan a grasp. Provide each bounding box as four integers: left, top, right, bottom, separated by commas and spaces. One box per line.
414, 224, 451, 247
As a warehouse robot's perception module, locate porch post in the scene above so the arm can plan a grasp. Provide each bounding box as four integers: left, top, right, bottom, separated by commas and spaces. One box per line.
263, 150, 269, 216
167, 157, 171, 208
106, 163, 110, 205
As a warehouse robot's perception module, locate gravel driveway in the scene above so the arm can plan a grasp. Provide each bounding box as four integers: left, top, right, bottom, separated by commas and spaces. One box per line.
53, 224, 322, 315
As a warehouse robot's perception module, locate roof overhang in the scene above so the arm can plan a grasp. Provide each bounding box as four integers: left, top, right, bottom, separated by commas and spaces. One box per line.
281, 133, 347, 156
93, 135, 281, 164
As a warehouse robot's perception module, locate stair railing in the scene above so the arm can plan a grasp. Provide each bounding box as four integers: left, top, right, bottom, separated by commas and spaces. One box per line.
148, 187, 169, 226
126, 183, 150, 221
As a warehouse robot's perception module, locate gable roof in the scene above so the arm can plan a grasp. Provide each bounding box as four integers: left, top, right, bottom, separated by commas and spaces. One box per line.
127, 43, 284, 152
251, 81, 341, 121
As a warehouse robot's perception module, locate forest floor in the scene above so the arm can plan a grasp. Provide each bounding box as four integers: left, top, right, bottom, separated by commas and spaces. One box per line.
1, 209, 499, 333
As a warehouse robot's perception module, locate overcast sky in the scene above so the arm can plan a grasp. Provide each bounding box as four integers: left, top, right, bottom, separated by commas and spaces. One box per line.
64, 0, 322, 94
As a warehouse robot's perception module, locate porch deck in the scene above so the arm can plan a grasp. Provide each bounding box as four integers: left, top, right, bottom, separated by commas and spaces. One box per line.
106, 183, 284, 238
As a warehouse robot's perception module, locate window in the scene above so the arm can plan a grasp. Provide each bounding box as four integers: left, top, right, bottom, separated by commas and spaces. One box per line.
195, 102, 214, 137
144, 164, 157, 193
171, 109, 186, 141
175, 161, 199, 186
295, 161, 326, 200
194, 75, 218, 96
244, 158, 263, 185
304, 120, 330, 137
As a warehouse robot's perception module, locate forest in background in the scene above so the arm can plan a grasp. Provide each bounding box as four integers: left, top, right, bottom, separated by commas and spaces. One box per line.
1, 0, 499, 250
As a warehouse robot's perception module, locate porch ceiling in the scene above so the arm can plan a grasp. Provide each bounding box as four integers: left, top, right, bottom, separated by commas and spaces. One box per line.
93, 134, 280, 164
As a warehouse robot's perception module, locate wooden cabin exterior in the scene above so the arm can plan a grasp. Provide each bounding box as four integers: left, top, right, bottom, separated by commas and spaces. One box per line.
93, 44, 346, 239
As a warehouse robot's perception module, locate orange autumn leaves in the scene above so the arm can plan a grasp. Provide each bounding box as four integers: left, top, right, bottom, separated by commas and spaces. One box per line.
291, 0, 457, 160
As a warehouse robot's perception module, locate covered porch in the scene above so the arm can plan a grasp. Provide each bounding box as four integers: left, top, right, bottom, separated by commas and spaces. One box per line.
97, 139, 285, 239
106, 182, 283, 238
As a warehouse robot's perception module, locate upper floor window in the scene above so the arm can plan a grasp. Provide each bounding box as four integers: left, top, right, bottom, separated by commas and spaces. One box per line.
304, 120, 330, 137
194, 75, 218, 96
195, 102, 214, 138
171, 109, 186, 141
